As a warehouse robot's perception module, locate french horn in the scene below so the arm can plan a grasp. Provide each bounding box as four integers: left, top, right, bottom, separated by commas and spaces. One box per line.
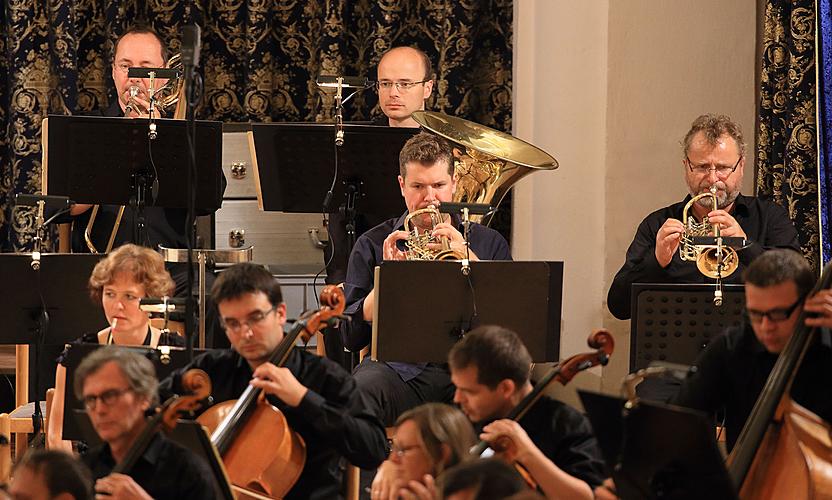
679, 186, 739, 306
84, 53, 186, 253
411, 111, 558, 224
403, 206, 465, 261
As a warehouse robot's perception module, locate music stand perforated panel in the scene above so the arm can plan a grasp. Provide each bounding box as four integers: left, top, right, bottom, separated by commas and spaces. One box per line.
630, 284, 746, 371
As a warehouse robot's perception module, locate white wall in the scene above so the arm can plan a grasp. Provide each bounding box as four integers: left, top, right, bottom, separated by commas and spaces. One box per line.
512, 0, 756, 399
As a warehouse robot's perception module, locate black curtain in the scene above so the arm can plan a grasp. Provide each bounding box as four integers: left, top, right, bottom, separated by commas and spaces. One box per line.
0, 0, 513, 250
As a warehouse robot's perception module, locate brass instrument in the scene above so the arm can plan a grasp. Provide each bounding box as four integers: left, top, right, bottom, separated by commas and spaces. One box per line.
403, 206, 465, 261
679, 186, 739, 305
411, 111, 557, 224
84, 54, 186, 253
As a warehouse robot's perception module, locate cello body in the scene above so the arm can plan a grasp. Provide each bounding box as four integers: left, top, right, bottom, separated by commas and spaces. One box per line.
738, 398, 832, 500
198, 399, 305, 499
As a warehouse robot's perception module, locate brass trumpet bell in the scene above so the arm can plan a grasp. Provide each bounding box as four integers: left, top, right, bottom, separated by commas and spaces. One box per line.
697, 246, 739, 279
411, 111, 557, 223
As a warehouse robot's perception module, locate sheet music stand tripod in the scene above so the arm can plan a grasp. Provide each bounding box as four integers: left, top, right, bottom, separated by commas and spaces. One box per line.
0, 254, 103, 467
249, 123, 418, 249
41, 114, 223, 247
371, 261, 563, 363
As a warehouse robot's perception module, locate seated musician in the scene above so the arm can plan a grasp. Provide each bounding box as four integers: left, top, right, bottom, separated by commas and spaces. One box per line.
341, 132, 511, 426
159, 262, 388, 500
607, 114, 800, 320
672, 249, 832, 450
75, 346, 218, 498
9, 450, 92, 500
448, 325, 605, 499
371, 403, 476, 499
48, 243, 183, 452
439, 458, 533, 500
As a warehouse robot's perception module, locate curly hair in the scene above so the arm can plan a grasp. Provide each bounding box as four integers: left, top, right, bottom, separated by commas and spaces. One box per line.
681, 113, 746, 159
88, 244, 174, 303
398, 132, 455, 178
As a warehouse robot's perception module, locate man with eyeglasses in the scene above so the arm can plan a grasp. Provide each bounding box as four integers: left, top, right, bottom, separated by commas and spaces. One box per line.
375, 46, 434, 128
76, 346, 218, 499
158, 262, 388, 500
671, 249, 832, 451
607, 114, 800, 320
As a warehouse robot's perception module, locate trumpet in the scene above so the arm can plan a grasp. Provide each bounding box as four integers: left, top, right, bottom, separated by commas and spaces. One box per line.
679, 186, 739, 305
403, 206, 466, 261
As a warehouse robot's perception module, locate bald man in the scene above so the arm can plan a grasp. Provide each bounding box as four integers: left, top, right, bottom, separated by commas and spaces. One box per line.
375, 46, 434, 127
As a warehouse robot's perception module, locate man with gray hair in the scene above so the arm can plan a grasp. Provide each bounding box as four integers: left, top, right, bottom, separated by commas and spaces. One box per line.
75, 346, 217, 499
607, 113, 800, 320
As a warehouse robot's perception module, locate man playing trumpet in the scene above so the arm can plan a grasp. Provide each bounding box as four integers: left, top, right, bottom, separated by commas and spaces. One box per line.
607, 114, 801, 320
341, 132, 511, 427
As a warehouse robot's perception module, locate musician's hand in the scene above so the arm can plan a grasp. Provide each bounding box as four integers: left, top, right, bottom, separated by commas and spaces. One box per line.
655, 218, 684, 267
124, 91, 162, 119
480, 419, 536, 464
250, 362, 308, 407
95, 473, 153, 500
382, 230, 410, 261
706, 210, 746, 239
370, 461, 395, 500
432, 222, 479, 260
594, 478, 620, 500
804, 290, 832, 328
397, 474, 438, 500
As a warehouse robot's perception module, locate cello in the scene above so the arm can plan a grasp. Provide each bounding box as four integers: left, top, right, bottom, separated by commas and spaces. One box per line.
470, 329, 614, 477
197, 285, 345, 499
727, 261, 832, 498
112, 369, 211, 474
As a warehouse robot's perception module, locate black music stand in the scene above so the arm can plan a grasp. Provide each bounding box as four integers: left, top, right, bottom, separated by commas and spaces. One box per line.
371, 261, 562, 363
0, 254, 104, 406
168, 420, 235, 500
43, 115, 223, 244
578, 390, 737, 500
630, 284, 746, 371
61, 344, 209, 442
251, 123, 416, 215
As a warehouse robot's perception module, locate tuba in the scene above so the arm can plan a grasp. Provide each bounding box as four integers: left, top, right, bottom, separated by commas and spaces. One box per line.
403, 206, 465, 261
411, 111, 558, 224
679, 186, 739, 305
84, 54, 186, 253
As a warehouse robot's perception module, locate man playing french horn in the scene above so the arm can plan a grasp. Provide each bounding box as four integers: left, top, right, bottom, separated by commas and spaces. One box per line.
341, 132, 511, 427
607, 114, 801, 320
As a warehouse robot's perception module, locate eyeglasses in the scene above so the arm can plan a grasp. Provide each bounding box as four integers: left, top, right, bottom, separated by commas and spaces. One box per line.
390, 442, 422, 458
746, 298, 802, 324
685, 155, 742, 177
375, 80, 429, 92
220, 306, 277, 333
82, 387, 132, 410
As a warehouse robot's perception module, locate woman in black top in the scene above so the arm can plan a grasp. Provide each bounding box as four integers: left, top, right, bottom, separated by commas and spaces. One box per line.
47, 244, 183, 451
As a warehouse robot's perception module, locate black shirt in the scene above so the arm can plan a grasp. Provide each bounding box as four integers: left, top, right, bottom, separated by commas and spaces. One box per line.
83, 432, 219, 500
672, 323, 832, 451
341, 212, 512, 379
607, 194, 800, 319
159, 347, 388, 500
478, 395, 606, 489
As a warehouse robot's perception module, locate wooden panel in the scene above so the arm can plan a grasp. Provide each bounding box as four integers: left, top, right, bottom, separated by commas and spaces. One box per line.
215, 200, 324, 268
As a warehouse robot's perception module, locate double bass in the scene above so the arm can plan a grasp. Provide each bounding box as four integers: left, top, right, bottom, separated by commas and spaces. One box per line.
728, 262, 832, 498
197, 285, 345, 499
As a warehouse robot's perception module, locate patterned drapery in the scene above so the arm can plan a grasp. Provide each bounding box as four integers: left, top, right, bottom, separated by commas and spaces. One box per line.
0, 1, 513, 251
818, 0, 832, 265
757, 0, 821, 270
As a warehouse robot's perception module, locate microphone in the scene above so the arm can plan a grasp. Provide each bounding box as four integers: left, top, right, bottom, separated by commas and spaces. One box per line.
181, 24, 201, 68
316, 75, 370, 89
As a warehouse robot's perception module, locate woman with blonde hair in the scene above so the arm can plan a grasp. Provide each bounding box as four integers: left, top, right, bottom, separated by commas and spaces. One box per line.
47, 244, 183, 451
372, 403, 477, 499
